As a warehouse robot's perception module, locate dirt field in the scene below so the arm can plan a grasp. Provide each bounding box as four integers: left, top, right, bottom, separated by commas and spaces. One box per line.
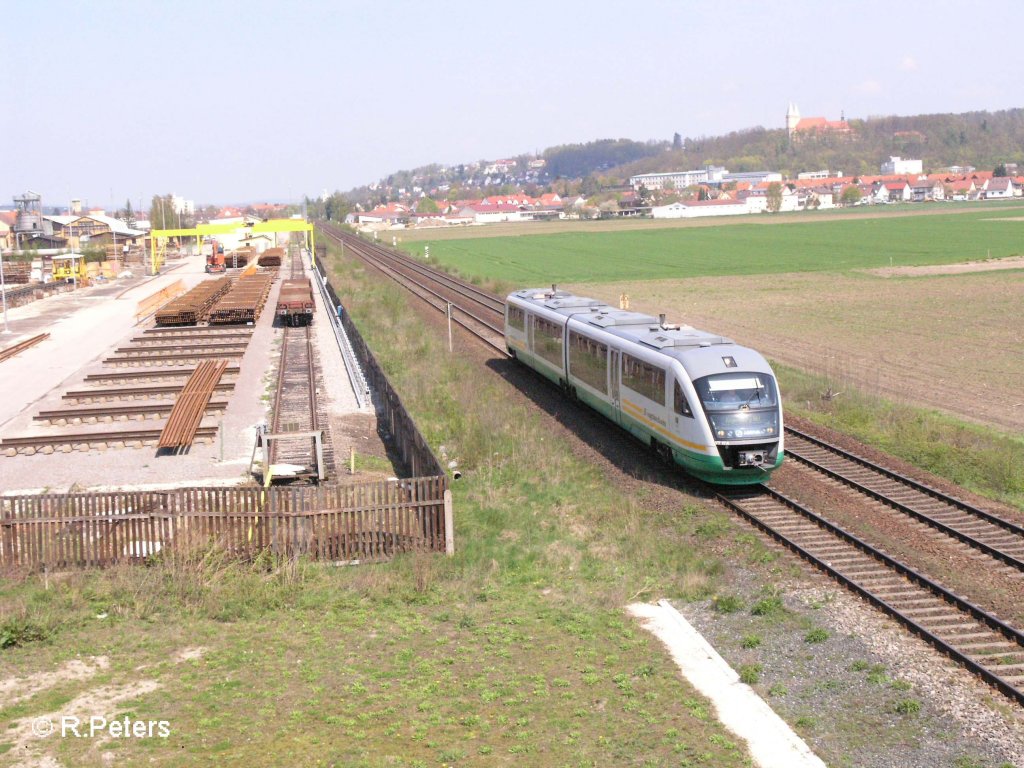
866, 253, 1024, 277
572, 268, 1024, 433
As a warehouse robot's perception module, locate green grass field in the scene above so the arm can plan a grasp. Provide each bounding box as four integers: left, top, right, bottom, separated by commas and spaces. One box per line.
404, 207, 1024, 285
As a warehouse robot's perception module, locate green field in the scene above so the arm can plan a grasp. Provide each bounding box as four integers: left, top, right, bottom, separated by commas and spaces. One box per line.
405, 207, 1024, 285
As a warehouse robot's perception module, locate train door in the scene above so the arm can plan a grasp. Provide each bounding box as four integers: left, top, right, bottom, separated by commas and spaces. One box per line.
609, 348, 621, 424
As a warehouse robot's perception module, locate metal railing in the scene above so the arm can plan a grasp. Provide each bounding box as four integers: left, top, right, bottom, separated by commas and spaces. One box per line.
310, 251, 370, 409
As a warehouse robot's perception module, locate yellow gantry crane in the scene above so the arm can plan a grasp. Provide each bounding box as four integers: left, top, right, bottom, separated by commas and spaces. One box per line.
148, 219, 316, 275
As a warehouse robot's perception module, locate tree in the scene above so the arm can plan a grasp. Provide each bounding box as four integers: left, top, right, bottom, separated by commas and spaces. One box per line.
119, 198, 135, 227
417, 197, 439, 214
766, 182, 783, 213
149, 194, 176, 229
841, 186, 862, 206
672, 132, 682, 151
994, 163, 1008, 177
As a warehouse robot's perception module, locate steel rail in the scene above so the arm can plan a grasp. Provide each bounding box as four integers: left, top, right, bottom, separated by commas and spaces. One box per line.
83, 367, 240, 384
784, 427, 1024, 572
158, 359, 229, 449
269, 324, 320, 472
104, 350, 248, 365
64, 383, 236, 402
142, 326, 254, 336
130, 332, 252, 345
718, 486, 1024, 707
114, 341, 249, 355
0, 427, 219, 451
0, 333, 49, 363
320, 223, 504, 316
36, 401, 229, 422
786, 426, 1024, 535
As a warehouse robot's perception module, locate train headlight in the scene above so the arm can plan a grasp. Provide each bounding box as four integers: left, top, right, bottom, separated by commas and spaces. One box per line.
717, 430, 725, 437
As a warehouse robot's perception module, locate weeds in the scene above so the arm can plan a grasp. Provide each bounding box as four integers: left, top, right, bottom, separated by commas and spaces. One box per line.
712, 595, 743, 614
739, 664, 762, 685
893, 699, 921, 716
804, 627, 829, 644
750, 592, 785, 617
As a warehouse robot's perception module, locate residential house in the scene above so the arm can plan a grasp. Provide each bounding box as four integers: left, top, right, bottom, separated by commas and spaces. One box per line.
883, 182, 912, 202
985, 177, 1016, 199
803, 186, 835, 209
910, 180, 944, 201
946, 179, 977, 200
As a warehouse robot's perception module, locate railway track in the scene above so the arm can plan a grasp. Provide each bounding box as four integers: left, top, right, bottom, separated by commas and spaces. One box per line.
784, 426, 1024, 572
319, 223, 1024, 705
318, 224, 508, 354
719, 486, 1024, 706
268, 252, 329, 480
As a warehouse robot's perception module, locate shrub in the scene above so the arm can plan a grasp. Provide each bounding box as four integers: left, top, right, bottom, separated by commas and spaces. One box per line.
751, 595, 784, 617
0, 616, 52, 649
804, 628, 829, 644
893, 699, 921, 716
739, 664, 762, 685
712, 594, 743, 614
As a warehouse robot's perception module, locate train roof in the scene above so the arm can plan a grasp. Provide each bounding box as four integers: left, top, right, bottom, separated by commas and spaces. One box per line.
509, 288, 773, 379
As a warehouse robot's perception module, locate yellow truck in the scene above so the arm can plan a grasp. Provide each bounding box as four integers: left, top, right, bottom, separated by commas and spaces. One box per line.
51, 254, 89, 285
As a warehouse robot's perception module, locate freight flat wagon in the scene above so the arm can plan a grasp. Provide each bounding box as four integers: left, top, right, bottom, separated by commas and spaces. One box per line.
276, 278, 315, 326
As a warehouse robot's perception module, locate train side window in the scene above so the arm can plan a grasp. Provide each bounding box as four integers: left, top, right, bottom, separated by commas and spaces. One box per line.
622, 354, 666, 404
568, 330, 607, 394
533, 315, 563, 367
673, 381, 693, 417
508, 305, 525, 332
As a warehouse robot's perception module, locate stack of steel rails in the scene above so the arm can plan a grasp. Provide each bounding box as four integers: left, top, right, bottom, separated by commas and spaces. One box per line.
207, 273, 275, 325
157, 359, 230, 450
257, 247, 285, 267
154, 277, 231, 326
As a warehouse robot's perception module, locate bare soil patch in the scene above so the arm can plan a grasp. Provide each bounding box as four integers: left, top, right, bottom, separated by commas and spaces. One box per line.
573, 270, 1024, 432
0, 658, 109, 707
867, 254, 1024, 277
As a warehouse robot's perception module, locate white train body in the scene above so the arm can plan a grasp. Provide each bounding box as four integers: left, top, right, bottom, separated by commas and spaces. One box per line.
504, 288, 784, 485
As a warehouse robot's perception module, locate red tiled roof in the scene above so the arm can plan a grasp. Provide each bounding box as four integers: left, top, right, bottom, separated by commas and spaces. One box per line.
794, 117, 850, 132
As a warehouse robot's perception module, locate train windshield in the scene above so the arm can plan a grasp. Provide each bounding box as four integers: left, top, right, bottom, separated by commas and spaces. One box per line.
693, 373, 779, 441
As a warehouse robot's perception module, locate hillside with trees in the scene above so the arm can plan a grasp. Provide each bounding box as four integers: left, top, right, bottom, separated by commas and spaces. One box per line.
616, 108, 1024, 180
316, 108, 1024, 214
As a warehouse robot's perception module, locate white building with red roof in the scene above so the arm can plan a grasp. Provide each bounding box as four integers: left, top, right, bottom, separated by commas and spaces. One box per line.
786, 103, 851, 140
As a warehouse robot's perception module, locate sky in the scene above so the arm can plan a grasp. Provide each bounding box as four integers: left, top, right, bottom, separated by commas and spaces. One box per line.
4, 0, 1023, 209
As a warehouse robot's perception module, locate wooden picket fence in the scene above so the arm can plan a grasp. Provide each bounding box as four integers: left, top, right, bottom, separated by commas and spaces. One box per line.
0, 477, 452, 571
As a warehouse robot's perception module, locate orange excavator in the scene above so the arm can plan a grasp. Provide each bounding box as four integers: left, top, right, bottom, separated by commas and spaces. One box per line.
204, 238, 225, 273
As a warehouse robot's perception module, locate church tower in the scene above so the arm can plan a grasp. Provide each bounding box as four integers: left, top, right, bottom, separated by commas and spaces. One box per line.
786, 102, 801, 139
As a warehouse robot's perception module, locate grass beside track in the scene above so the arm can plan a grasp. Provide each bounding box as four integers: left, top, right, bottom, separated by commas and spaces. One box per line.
0, 241, 769, 768
777, 364, 1024, 511
397, 206, 1024, 285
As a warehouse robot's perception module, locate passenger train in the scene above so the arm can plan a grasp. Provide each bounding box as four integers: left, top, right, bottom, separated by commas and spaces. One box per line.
504, 287, 783, 485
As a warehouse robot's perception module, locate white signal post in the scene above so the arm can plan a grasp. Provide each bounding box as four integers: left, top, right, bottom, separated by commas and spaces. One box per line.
446, 302, 453, 353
